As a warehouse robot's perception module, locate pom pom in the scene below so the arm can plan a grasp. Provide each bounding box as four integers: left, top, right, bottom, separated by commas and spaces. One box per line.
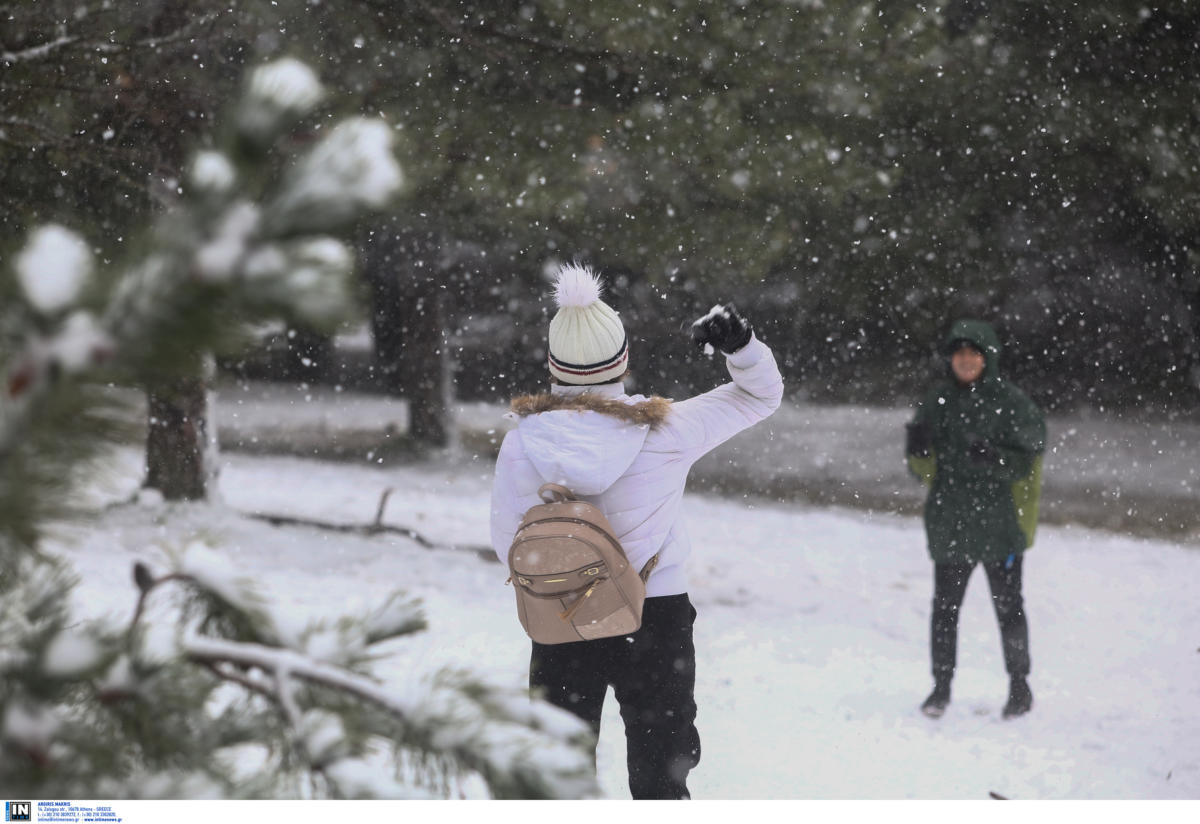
553, 263, 603, 309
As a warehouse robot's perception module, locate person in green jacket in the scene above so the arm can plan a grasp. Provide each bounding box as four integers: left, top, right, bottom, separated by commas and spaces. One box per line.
905, 319, 1046, 720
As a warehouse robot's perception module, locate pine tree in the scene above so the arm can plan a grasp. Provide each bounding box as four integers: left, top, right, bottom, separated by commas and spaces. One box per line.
0, 58, 597, 800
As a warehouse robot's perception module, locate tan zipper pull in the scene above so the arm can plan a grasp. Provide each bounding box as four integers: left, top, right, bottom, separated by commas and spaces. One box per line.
559, 580, 600, 622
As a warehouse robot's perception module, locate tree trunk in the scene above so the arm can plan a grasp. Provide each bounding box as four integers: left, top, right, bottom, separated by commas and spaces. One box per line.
363, 224, 453, 449
280, 325, 333, 383
145, 375, 214, 500
399, 281, 452, 446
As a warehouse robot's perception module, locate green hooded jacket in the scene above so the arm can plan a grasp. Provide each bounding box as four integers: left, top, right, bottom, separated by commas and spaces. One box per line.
907, 319, 1046, 564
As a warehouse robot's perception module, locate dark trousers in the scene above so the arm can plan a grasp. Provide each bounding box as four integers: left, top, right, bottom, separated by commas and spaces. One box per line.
931, 556, 1031, 682
530, 593, 700, 800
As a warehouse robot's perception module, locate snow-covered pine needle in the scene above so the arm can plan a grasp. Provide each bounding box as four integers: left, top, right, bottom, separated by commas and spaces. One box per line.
15, 224, 93, 315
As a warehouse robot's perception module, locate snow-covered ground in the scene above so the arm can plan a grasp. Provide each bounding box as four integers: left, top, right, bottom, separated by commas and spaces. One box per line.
210, 380, 1200, 541
52, 445, 1200, 800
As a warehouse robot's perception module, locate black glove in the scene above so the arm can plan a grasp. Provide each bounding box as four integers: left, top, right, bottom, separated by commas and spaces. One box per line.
969, 437, 1001, 465
905, 421, 933, 458
690, 303, 753, 355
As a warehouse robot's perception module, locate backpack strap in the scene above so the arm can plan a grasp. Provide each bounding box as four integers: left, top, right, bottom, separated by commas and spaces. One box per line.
639, 553, 660, 583
538, 483, 575, 503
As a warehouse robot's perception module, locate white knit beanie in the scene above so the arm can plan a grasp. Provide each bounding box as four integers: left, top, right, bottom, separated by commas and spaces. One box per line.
547, 263, 628, 385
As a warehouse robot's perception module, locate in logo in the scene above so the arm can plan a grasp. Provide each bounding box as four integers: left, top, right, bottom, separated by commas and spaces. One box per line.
5, 802, 31, 822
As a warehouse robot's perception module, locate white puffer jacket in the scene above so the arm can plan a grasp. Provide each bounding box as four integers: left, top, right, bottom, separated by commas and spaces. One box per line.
490, 336, 784, 597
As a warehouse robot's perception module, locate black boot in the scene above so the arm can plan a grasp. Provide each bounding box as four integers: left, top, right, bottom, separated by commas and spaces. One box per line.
920, 678, 952, 718
1002, 676, 1033, 719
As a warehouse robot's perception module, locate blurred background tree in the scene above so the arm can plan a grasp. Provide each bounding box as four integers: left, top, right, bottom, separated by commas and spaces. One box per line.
870, 0, 1200, 408
5, 0, 1197, 428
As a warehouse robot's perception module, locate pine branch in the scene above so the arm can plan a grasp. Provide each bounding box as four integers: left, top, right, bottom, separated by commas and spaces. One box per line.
0, 35, 78, 63
0, 119, 150, 194
2, 57, 402, 548
203, 660, 275, 699
128, 569, 187, 636
180, 635, 593, 799
2, 546, 594, 799
1, 56, 596, 801
0, 13, 221, 63
184, 637, 397, 716
127, 13, 224, 51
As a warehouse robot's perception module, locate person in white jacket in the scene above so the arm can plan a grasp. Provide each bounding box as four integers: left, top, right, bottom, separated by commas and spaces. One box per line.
490, 263, 783, 799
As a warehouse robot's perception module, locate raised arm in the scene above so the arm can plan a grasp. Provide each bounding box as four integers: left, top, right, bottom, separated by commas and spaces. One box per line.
662, 303, 784, 459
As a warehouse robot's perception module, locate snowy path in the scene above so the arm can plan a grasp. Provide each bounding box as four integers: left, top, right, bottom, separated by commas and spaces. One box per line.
55, 450, 1200, 800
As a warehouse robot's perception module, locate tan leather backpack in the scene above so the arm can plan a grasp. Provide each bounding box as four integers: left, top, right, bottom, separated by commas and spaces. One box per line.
507, 483, 658, 644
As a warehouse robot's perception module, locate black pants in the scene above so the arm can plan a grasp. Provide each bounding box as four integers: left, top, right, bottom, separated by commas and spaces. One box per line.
530, 593, 700, 800
931, 556, 1031, 681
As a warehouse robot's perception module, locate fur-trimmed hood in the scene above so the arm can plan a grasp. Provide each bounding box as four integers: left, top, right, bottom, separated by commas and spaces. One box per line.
506, 390, 672, 496
510, 392, 672, 427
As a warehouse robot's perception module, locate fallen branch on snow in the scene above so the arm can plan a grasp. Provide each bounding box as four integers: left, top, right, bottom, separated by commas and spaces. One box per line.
239, 487, 497, 562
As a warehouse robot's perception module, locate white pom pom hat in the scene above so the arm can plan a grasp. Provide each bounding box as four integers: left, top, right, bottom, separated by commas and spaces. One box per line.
547, 263, 628, 385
